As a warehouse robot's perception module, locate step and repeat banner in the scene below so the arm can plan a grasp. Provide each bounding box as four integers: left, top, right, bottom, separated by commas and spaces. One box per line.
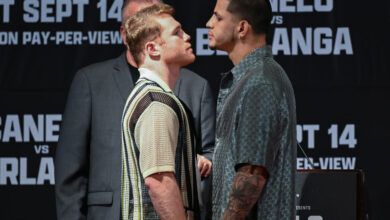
1, 0, 389, 219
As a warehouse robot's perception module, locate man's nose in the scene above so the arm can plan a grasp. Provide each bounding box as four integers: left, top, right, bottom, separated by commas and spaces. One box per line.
184, 32, 191, 41
206, 16, 213, 28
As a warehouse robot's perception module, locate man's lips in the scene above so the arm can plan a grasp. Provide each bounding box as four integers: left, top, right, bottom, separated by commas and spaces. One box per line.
208, 32, 213, 39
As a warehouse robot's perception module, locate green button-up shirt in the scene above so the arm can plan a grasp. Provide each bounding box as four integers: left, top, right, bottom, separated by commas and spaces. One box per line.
212, 45, 297, 220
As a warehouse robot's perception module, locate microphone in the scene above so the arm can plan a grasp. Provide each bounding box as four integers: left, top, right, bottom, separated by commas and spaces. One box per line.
297, 141, 316, 169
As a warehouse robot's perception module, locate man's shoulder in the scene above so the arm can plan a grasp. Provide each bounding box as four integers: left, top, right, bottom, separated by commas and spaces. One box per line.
76, 53, 124, 77
129, 85, 179, 115
245, 58, 285, 84
242, 59, 293, 101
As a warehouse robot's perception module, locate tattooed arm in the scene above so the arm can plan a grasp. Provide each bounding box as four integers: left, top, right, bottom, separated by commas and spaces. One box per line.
222, 164, 269, 220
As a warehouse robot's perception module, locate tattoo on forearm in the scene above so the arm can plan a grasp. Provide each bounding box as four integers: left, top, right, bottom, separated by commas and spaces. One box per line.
223, 166, 267, 220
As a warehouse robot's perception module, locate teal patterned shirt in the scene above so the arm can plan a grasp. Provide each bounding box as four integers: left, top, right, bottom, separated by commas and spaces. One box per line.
212, 46, 297, 220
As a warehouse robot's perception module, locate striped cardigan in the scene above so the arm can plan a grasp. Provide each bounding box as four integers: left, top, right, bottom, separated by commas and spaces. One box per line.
121, 78, 199, 220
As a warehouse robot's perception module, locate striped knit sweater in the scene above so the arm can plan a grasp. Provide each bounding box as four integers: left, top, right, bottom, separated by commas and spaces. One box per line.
121, 77, 199, 220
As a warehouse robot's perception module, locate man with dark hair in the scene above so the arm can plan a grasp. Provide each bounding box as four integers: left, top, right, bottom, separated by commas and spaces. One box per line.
55, 0, 215, 219
121, 4, 199, 219
206, 0, 297, 219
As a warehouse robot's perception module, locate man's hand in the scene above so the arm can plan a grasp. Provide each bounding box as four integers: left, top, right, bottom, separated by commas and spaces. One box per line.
197, 154, 212, 177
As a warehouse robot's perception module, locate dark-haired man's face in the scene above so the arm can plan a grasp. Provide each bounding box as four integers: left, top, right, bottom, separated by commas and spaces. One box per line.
206, 0, 238, 52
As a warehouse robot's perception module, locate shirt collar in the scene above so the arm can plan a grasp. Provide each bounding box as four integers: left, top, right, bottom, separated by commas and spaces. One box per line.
230, 45, 273, 82
138, 67, 173, 93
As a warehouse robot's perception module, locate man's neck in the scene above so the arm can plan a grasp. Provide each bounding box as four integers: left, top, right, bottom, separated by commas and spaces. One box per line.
228, 36, 266, 66
141, 61, 180, 90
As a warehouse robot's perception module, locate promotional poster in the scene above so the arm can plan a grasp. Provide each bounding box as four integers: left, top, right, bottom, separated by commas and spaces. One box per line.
1, 0, 389, 219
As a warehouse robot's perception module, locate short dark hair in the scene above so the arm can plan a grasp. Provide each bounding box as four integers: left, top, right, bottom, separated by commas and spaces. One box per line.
125, 3, 174, 66
227, 0, 272, 34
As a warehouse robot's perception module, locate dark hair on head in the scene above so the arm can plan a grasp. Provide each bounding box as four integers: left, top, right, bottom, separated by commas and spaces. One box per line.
227, 0, 272, 35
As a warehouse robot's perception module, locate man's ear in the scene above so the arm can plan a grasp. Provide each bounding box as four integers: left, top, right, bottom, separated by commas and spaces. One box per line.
236, 20, 250, 39
145, 41, 161, 57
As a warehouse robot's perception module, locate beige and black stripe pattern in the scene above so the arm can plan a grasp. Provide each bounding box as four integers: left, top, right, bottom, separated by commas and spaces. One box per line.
121, 79, 198, 220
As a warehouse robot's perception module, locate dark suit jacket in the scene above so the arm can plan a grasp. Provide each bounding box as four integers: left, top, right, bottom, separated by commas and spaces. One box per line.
55, 53, 215, 220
